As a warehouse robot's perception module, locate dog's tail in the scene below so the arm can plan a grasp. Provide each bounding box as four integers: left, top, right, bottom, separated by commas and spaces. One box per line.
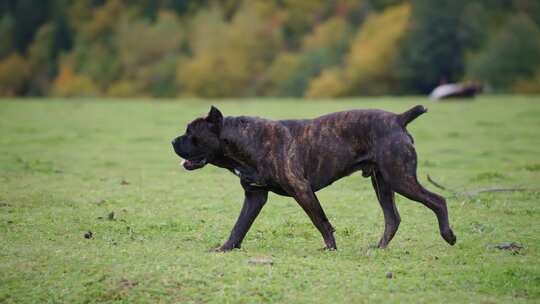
397, 105, 427, 127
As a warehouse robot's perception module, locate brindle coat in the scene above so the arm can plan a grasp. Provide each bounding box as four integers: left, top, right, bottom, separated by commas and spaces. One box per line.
172, 106, 456, 251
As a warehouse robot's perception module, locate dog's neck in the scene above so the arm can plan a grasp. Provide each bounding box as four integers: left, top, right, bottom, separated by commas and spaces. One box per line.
216, 116, 270, 170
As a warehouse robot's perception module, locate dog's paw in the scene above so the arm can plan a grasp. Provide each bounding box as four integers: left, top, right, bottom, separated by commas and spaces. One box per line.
212, 246, 232, 253
370, 243, 388, 249
320, 245, 337, 251
213, 244, 240, 253
442, 229, 457, 246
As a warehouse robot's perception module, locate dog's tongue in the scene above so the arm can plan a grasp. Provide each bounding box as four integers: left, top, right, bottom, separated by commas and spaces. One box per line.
181, 158, 206, 170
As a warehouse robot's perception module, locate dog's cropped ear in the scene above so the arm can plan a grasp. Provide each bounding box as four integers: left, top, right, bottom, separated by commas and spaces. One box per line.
206, 105, 223, 133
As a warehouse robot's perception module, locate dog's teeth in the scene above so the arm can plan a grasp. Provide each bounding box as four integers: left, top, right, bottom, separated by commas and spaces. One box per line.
180, 159, 186, 166
234, 169, 241, 176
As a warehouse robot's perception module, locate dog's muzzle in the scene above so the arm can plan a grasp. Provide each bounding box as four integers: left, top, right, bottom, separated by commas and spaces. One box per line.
181, 157, 207, 170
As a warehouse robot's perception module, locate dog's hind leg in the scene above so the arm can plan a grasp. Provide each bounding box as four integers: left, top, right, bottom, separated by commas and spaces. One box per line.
378, 139, 456, 246
217, 190, 268, 252
371, 171, 401, 248
394, 179, 456, 245
290, 181, 337, 250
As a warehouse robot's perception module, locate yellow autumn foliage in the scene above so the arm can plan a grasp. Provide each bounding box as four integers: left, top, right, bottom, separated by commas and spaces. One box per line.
345, 3, 411, 91
281, 0, 328, 45
178, 52, 250, 98
305, 68, 348, 98
178, 2, 282, 97
264, 52, 302, 95
51, 65, 99, 97
116, 11, 183, 70
306, 3, 411, 97
106, 80, 143, 97
0, 53, 31, 96
302, 17, 351, 52
82, 0, 124, 40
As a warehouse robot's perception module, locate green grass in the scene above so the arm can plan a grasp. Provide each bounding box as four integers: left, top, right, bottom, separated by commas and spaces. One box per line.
1, 96, 539, 303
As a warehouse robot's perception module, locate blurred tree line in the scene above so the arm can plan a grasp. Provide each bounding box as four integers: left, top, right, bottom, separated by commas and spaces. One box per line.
1, 0, 540, 98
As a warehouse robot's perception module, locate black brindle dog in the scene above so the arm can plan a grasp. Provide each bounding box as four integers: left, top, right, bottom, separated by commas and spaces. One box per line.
172, 106, 456, 251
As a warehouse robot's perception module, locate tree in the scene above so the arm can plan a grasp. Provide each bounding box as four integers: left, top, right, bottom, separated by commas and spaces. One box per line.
280, 0, 329, 49
0, 14, 15, 58
396, 0, 468, 93
467, 14, 540, 92
0, 53, 31, 95
177, 1, 282, 97
306, 3, 411, 97
51, 62, 99, 97
4, 0, 50, 53
304, 68, 347, 98
512, 67, 540, 94
344, 2, 410, 95
65, 0, 126, 91
27, 23, 57, 95
273, 16, 352, 97
114, 10, 184, 96
264, 52, 302, 96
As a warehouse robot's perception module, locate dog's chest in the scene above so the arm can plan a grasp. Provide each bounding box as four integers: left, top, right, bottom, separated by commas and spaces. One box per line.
233, 167, 265, 187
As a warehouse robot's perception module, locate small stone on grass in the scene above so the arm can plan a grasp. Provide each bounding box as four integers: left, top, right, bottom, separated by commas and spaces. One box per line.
248, 258, 273, 265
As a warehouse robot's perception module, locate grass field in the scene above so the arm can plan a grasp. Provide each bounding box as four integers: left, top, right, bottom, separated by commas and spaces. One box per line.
1, 96, 539, 303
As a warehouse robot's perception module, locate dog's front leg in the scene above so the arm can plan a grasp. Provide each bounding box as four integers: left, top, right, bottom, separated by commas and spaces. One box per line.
290, 182, 337, 250
216, 190, 268, 252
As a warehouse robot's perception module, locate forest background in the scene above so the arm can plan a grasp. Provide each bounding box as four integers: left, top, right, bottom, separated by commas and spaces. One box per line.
1, 0, 540, 98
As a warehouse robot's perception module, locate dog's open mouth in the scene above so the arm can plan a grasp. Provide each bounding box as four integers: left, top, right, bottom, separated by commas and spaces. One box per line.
181, 157, 207, 170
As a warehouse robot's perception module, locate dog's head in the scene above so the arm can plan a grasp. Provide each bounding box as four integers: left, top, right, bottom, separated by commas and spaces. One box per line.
172, 106, 223, 170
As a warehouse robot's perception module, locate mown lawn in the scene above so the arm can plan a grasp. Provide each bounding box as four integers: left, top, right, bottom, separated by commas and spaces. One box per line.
1, 96, 539, 303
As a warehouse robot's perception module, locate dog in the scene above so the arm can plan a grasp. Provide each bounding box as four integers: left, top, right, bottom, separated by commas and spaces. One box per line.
172, 106, 456, 251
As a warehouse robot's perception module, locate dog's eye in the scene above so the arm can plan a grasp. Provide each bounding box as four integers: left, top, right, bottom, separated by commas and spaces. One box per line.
191, 137, 198, 146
